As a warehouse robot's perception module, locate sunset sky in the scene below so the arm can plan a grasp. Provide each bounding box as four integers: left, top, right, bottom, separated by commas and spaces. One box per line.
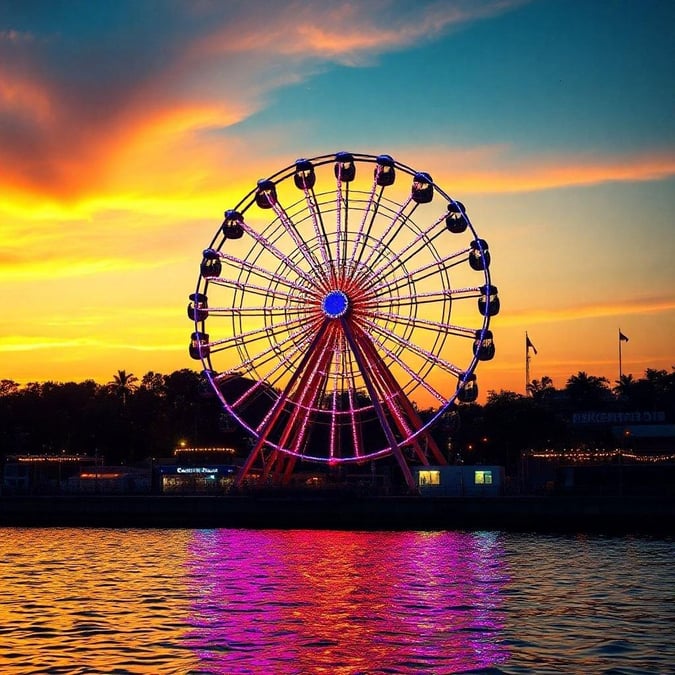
1, 0, 673, 401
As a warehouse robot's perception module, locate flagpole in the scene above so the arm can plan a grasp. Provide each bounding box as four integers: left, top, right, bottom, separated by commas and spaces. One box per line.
525, 332, 530, 394
618, 329, 623, 381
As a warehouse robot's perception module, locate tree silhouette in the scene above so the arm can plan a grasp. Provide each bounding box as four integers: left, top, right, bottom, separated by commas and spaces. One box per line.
108, 369, 138, 407
624, 368, 675, 410
1, 366, 672, 477
0, 379, 19, 396
614, 373, 636, 402
565, 371, 610, 409
527, 375, 555, 400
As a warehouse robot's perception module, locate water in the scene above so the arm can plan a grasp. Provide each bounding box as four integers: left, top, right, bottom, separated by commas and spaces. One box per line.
0, 529, 673, 674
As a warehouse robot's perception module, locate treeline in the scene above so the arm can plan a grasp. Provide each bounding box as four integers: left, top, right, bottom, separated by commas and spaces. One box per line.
0, 368, 673, 470
0, 369, 225, 465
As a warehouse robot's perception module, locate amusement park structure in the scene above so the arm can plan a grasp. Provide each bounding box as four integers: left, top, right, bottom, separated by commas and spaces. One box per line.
188, 152, 498, 491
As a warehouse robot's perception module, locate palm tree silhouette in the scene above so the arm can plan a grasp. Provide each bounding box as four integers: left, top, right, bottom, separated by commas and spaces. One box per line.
565, 371, 610, 407
526, 375, 554, 400
109, 369, 138, 407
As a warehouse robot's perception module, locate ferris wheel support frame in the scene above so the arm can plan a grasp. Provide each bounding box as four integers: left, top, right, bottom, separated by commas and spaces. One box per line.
233, 319, 332, 486
352, 321, 446, 465
341, 318, 417, 491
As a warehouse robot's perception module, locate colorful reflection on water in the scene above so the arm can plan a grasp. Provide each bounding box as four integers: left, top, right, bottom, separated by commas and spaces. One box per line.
184, 530, 509, 673
1, 528, 674, 673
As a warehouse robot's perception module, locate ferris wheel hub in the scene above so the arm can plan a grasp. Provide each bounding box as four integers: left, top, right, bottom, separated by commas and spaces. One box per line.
322, 290, 349, 319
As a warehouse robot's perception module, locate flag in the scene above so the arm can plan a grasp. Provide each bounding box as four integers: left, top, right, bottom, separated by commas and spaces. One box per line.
619, 331, 629, 343
526, 333, 537, 355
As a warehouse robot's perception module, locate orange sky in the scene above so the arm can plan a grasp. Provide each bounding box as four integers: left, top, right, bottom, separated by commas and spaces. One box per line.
1, 1, 673, 402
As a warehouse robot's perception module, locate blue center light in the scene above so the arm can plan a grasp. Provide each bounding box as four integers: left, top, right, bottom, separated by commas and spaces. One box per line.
322, 290, 349, 318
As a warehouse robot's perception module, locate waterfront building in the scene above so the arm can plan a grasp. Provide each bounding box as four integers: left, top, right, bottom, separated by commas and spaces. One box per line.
415, 465, 505, 496
67, 466, 150, 494
520, 447, 675, 495
2, 454, 102, 494
154, 446, 239, 493
157, 464, 237, 493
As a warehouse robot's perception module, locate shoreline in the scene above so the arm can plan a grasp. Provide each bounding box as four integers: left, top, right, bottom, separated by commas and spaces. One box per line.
1, 494, 674, 534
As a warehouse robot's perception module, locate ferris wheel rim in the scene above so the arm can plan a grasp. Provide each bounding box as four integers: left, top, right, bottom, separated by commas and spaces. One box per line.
190, 151, 496, 465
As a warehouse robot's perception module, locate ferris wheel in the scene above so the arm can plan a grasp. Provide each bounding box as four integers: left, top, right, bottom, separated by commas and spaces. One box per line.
188, 152, 498, 490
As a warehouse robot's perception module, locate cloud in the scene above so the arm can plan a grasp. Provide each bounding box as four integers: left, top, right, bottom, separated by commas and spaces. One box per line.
405, 144, 675, 194
0, 1, 521, 203
2, 139, 673, 286
0, 336, 183, 353
191, 1, 522, 64
0, 29, 34, 43
499, 295, 675, 327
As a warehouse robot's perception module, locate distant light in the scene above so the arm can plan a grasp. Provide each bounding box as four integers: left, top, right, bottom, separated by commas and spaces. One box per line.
175, 446, 236, 455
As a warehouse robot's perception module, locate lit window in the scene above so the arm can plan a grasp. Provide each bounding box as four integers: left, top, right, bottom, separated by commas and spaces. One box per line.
474, 470, 493, 485
418, 470, 441, 486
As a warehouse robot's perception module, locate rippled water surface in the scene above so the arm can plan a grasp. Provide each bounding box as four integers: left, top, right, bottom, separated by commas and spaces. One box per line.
1, 528, 673, 674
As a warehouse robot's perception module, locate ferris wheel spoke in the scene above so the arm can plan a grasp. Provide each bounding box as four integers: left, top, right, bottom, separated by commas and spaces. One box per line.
216, 322, 322, 400
347, 320, 440, 471
304, 325, 340, 457
362, 286, 483, 309
362, 317, 465, 377
369, 310, 476, 340
364, 246, 470, 296
238, 220, 322, 290
365, 212, 447, 284
304, 188, 337, 285
346, 386, 362, 458
347, 176, 382, 271
207, 304, 313, 318
206, 313, 314, 351
217, 252, 319, 298
326, 331, 350, 461
335, 179, 347, 281
342, 333, 367, 459
206, 277, 307, 303
359, 351, 414, 439
227, 317, 326, 410
353, 325, 444, 463
235, 318, 332, 482
254, 320, 334, 441
270, 201, 332, 290
275, 327, 338, 458
355, 195, 414, 278
366, 329, 447, 404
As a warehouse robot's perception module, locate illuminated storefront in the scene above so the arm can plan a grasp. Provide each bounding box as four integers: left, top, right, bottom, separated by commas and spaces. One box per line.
158, 465, 237, 494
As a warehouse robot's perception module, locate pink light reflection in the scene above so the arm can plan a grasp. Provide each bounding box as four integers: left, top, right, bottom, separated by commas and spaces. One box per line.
184, 529, 510, 673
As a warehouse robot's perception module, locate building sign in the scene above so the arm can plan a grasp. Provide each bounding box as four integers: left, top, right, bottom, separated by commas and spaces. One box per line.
176, 467, 220, 474
572, 411, 666, 425
159, 465, 236, 476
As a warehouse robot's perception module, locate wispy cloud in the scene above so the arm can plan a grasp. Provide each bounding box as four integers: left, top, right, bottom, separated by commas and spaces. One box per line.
498, 296, 675, 327
409, 144, 675, 194
0, 336, 183, 353
192, 1, 524, 64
